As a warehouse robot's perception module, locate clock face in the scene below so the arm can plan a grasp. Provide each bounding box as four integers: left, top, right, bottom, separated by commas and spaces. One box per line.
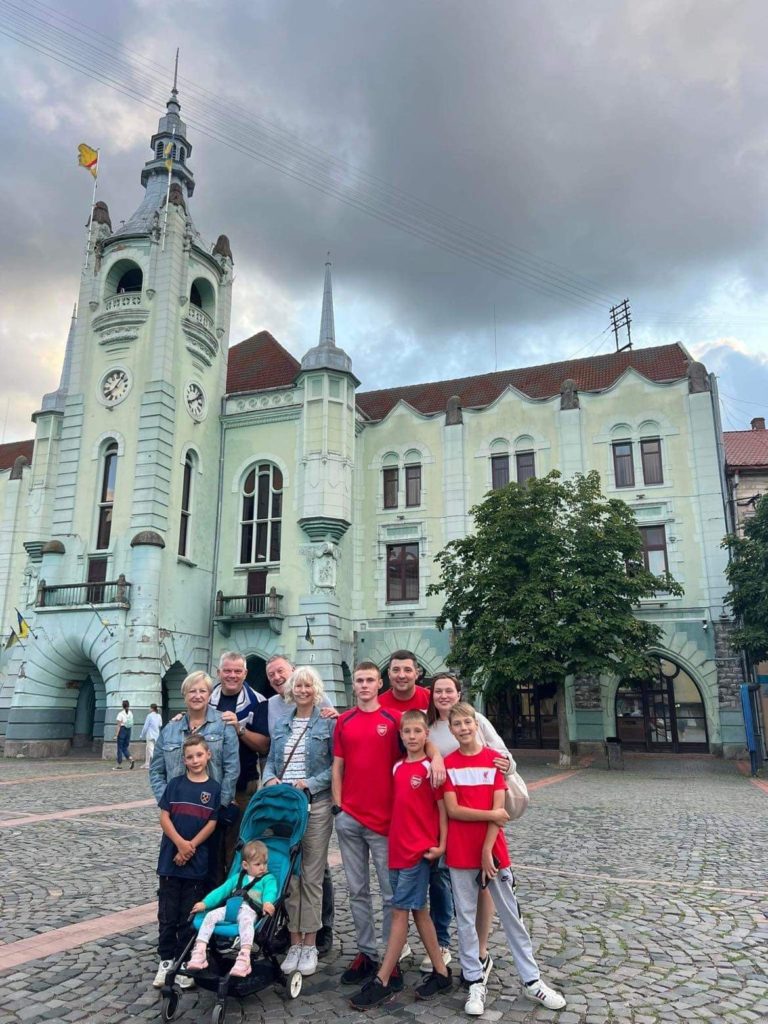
100, 368, 131, 406
185, 380, 206, 420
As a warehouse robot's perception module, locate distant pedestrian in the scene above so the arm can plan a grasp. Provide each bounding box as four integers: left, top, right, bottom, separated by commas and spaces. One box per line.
140, 703, 163, 767
113, 699, 135, 770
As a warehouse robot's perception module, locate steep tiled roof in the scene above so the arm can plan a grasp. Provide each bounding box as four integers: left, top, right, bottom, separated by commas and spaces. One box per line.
724, 429, 768, 469
226, 331, 300, 394
225, 334, 690, 416
0, 439, 34, 471
356, 343, 690, 421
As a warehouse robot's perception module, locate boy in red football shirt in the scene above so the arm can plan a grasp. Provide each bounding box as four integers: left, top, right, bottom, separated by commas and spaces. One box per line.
332, 662, 446, 988
349, 710, 452, 1008
443, 702, 566, 1016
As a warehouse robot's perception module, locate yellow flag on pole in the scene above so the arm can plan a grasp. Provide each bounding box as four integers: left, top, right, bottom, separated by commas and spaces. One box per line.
5, 628, 19, 650
163, 142, 173, 172
78, 143, 99, 178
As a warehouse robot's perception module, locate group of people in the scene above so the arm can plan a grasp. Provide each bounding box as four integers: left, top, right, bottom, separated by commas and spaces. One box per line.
142, 649, 566, 1015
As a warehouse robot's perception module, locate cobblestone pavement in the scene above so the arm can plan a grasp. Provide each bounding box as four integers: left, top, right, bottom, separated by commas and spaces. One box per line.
0, 753, 766, 1024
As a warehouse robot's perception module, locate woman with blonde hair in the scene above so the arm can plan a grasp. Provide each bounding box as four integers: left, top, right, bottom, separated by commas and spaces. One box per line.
263, 665, 336, 978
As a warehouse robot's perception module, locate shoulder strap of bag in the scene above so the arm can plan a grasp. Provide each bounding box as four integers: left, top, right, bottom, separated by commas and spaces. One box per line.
277, 717, 313, 781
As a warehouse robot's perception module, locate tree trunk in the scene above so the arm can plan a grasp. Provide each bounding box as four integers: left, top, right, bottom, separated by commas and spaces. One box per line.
556, 678, 571, 768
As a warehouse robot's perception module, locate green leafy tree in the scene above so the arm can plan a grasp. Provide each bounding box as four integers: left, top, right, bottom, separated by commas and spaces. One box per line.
428, 471, 683, 764
723, 494, 768, 663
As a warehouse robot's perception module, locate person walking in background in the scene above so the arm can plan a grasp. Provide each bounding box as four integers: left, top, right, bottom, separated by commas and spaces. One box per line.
140, 703, 162, 767
113, 699, 135, 770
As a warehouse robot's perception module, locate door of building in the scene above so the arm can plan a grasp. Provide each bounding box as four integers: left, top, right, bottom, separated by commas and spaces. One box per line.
488, 682, 559, 749
615, 659, 709, 752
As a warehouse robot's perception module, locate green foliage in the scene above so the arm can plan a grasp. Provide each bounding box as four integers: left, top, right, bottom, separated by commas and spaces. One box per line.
428, 471, 683, 697
723, 495, 768, 662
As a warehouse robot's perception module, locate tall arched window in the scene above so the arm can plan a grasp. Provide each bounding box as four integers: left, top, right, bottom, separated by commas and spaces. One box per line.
178, 452, 195, 557
96, 441, 118, 550
155, 142, 164, 159
240, 464, 283, 564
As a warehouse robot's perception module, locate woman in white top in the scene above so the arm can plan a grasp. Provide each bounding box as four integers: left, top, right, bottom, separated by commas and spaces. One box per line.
426, 673, 514, 979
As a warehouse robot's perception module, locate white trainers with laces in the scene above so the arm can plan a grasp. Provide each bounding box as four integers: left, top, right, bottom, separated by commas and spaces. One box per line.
420, 946, 452, 972
282, 943, 303, 974
523, 978, 566, 1010
177, 964, 195, 990
298, 945, 318, 976
153, 959, 172, 988
464, 981, 486, 1016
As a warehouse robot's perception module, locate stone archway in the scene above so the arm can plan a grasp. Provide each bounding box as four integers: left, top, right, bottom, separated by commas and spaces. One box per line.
72, 675, 107, 749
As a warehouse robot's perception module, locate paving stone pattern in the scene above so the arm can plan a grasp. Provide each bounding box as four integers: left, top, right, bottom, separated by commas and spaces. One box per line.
0, 754, 766, 1024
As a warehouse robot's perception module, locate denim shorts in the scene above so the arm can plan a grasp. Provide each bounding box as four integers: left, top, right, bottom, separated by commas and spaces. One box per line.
389, 857, 431, 911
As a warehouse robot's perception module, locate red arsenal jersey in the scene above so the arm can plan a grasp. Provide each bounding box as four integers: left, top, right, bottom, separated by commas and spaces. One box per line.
333, 705, 402, 834
443, 747, 511, 870
379, 686, 431, 713
388, 758, 443, 869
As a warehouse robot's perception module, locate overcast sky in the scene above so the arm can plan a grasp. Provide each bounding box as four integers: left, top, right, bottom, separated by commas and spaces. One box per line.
1, 0, 767, 442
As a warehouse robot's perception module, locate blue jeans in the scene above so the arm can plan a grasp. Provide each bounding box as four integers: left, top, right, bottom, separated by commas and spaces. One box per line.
428, 859, 453, 947
117, 727, 132, 764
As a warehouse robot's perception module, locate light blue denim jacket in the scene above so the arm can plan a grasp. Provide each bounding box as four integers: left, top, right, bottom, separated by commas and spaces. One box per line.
149, 705, 239, 807
262, 706, 335, 799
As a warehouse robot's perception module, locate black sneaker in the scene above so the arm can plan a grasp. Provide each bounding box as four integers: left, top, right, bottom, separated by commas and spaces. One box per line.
388, 963, 404, 992
349, 977, 393, 1010
341, 952, 378, 985
415, 967, 452, 1000
316, 926, 333, 957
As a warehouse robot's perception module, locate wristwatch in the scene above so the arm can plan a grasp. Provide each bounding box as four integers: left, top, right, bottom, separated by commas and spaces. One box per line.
331, 804, 341, 816
237, 720, 247, 735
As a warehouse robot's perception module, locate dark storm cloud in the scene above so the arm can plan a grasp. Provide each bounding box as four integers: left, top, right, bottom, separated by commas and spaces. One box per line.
1, 0, 767, 440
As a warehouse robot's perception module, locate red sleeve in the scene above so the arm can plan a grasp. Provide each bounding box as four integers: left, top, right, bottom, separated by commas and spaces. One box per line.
332, 714, 346, 758
493, 768, 507, 792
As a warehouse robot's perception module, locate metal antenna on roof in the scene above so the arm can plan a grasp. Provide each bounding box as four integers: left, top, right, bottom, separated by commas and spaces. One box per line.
172, 48, 179, 95
493, 304, 498, 371
610, 299, 632, 352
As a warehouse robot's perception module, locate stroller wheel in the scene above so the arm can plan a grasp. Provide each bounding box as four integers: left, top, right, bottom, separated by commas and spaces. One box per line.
211, 1003, 226, 1024
289, 970, 303, 999
161, 991, 180, 1022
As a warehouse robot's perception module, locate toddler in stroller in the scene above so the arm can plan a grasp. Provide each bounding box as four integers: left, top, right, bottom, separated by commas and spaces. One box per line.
188, 839, 277, 977
159, 783, 310, 1023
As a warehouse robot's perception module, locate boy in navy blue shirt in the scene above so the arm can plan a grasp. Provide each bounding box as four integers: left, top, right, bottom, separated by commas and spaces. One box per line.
153, 735, 222, 989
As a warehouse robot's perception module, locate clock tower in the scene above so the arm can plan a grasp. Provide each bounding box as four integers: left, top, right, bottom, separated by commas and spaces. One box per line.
4, 86, 233, 756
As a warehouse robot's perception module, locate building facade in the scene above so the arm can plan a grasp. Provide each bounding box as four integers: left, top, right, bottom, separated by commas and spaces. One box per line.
0, 96, 748, 758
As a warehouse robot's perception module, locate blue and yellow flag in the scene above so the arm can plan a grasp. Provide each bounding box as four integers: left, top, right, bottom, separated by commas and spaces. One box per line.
4, 628, 19, 650
77, 143, 99, 178
15, 609, 30, 640
163, 141, 173, 172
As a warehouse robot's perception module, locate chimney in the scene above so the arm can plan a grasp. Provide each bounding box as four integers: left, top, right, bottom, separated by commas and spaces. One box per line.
751, 417, 765, 431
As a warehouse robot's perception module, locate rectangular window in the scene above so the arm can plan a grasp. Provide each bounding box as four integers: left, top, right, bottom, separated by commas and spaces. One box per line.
640, 525, 668, 575
87, 557, 108, 604
612, 441, 635, 488
491, 454, 509, 490
405, 464, 421, 507
383, 467, 399, 509
641, 438, 663, 485
515, 450, 536, 484
386, 542, 419, 602
178, 457, 193, 557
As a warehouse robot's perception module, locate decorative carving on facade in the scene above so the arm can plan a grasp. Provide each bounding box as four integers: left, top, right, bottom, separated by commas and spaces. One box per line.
446, 395, 463, 425
560, 378, 580, 410
687, 360, 710, 394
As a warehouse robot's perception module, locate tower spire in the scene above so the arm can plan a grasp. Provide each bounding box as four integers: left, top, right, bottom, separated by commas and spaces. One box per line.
319, 254, 336, 348
172, 48, 179, 96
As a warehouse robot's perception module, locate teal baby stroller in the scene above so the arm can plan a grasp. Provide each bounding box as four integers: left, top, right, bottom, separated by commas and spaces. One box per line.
160, 784, 310, 1024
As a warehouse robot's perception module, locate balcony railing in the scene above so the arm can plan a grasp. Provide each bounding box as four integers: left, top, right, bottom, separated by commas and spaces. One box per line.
185, 305, 214, 331
214, 587, 284, 635
36, 575, 131, 609
104, 294, 143, 311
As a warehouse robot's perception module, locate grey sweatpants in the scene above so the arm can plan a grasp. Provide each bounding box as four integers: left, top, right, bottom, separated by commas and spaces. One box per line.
335, 810, 393, 958
449, 866, 540, 984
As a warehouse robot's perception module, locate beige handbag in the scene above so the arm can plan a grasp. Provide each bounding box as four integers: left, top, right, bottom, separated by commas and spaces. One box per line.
504, 766, 530, 820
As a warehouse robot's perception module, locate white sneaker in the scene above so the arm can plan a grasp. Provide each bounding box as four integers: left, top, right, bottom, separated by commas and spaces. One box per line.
420, 946, 452, 972
297, 945, 318, 976
399, 942, 412, 961
153, 959, 172, 988
464, 981, 486, 1016
177, 964, 195, 990
523, 978, 566, 1010
282, 943, 303, 974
